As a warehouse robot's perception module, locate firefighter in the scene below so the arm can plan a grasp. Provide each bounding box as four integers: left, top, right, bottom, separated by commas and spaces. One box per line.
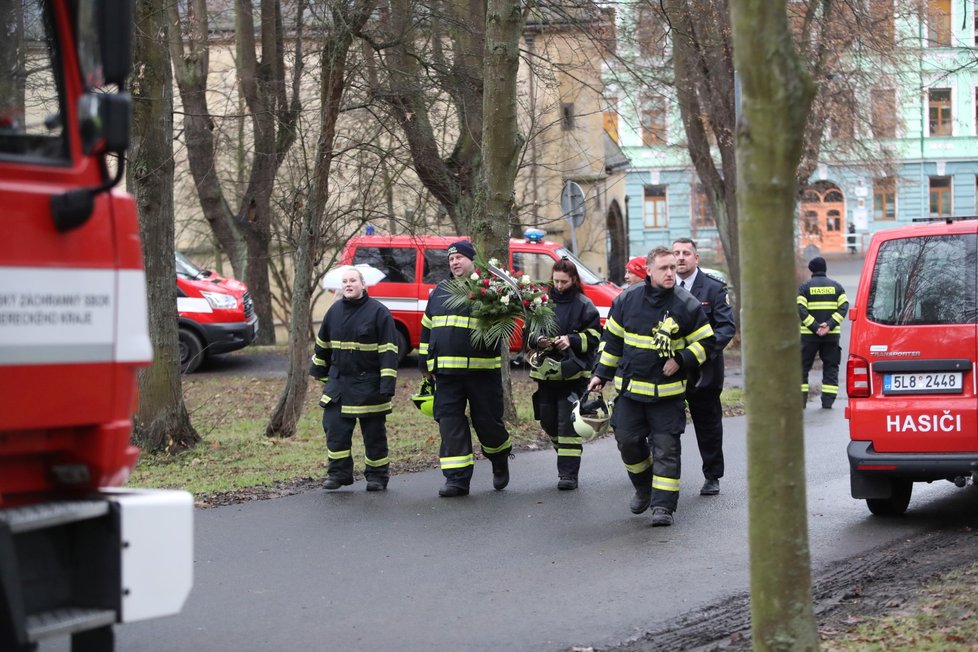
419, 240, 513, 497
310, 266, 398, 491
588, 246, 714, 526
673, 238, 736, 497
623, 256, 647, 287
525, 258, 601, 490
798, 256, 849, 409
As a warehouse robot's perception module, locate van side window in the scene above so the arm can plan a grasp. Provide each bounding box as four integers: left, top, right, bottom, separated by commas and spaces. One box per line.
423, 249, 450, 283
353, 247, 417, 283
512, 252, 556, 283
867, 234, 977, 325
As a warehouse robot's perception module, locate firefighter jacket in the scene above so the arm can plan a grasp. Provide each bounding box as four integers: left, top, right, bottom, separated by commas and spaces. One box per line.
797, 272, 848, 340
419, 278, 501, 374
593, 278, 715, 402
526, 287, 601, 382
684, 270, 736, 391
309, 291, 398, 416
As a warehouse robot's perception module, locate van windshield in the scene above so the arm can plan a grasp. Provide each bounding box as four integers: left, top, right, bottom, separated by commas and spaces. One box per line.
866, 234, 977, 325
175, 251, 209, 280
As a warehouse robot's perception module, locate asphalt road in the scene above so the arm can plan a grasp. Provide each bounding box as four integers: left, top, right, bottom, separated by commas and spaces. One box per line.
79, 253, 971, 652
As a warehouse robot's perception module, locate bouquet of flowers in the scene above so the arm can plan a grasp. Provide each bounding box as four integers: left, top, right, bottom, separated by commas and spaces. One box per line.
443, 257, 557, 349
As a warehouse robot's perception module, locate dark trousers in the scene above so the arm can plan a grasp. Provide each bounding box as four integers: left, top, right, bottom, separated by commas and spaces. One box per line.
533, 380, 587, 477
434, 371, 512, 485
323, 404, 389, 481
686, 386, 724, 480
801, 337, 841, 406
613, 395, 685, 511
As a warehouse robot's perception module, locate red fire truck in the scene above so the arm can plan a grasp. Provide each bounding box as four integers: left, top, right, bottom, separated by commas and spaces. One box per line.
340, 230, 622, 360
0, 0, 192, 649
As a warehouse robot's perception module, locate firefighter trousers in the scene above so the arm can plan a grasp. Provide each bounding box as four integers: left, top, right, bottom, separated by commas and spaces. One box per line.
613, 395, 685, 512
685, 386, 724, 481
434, 370, 513, 486
323, 403, 390, 482
801, 337, 841, 406
532, 380, 587, 478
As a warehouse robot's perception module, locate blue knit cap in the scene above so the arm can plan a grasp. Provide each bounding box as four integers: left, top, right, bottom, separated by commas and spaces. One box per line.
447, 240, 476, 261
808, 256, 827, 273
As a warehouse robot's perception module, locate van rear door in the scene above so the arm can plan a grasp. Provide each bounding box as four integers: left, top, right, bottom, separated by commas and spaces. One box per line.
857, 230, 978, 453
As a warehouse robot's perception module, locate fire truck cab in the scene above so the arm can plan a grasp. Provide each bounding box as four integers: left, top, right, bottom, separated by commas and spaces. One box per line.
340, 230, 622, 361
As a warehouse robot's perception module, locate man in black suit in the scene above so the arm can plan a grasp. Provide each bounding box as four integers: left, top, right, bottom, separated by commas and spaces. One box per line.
672, 238, 737, 496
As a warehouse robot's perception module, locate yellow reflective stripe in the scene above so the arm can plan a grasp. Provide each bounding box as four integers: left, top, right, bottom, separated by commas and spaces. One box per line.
564, 370, 589, 380
822, 384, 839, 395
687, 341, 707, 364
807, 301, 838, 310
586, 328, 601, 339
365, 456, 390, 467
311, 355, 327, 367
837, 293, 848, 306
329, 340, 380, 351
435, 356, 501, 370
801, 315, 816, 327
557, 436, 582, 445
441, 454, 474, 469
431, 315, 477, 329
319, 394, 333, 406
482, 437, 512, 454
316, 336, 330, 348
623, 332, 656, 349
421, 314, 433, 328
598, 351, 620, 367
797, 296, 809, 306
557, 449, 583, 457
801, 383, 809, 392
327, 448, 351, 460
685, 323, 713, 344
341, 402, 392, 415
617, 377, 686, 398
380, 368, 398, 378
625, 457, 652, 474
652, 475, 680, 492
378, 343, 399, 353
605, 316, 625, 337
419, 343, 429, 355
831, 312, 844, 324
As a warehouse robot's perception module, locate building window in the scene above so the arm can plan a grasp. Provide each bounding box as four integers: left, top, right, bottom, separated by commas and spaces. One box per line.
829, 89, 855, 140
929, 176, 952, 217
635, 4, 667, 58
691, 184, 716, 227
928, 0, 951, 47
871, 88, 897, 138
929, 88, 952, 136
561, 103, 575, 131
604, 96, 619, 143
974, 4, 978, 45
640, 96, 667, 146
643, 184, 667, 228
873, 177, 896, 221
871, 0, 894, 48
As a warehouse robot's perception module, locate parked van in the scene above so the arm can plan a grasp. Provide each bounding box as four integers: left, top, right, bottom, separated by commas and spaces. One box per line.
176, 251, 259, 373
846, 217, 978, 516
340, 230, 622, 361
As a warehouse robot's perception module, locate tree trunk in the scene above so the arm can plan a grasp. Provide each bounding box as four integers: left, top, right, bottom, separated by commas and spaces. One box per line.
129, 0, 199, 452
0, 0, 25, 125
729, 1, 818, 649
266, 0, 374, 437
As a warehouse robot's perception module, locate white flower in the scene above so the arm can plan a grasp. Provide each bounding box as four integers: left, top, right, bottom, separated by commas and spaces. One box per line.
519, 275, 531, 286
488, 257, 500, 267
470, 272, 480, 281
500, 294, 510, 305
533, 296, 542, 305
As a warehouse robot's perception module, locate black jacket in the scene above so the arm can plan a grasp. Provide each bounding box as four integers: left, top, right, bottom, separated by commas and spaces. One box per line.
797, 272, 848, 340
526, 287, 601, 382
594, 278, 715, 403
309, 291, 398, 415
419, 278, 501, 374
683, 269, 736, 390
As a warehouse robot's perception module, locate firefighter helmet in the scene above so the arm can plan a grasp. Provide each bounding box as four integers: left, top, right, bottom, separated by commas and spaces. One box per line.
571, 392, 612, 440
411, 377, 435, 417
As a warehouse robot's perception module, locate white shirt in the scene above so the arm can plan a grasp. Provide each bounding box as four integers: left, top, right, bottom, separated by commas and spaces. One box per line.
678, 267, 698, 291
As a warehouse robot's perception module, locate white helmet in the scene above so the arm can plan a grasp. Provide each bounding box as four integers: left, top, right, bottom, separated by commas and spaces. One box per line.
571, 392, 613, 440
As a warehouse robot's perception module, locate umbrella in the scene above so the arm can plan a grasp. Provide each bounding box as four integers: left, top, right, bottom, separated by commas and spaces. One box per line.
321, 264, 386, 290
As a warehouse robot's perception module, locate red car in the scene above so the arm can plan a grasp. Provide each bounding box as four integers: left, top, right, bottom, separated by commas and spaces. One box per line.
846, 217, 978, 515
176, 252, 258, 372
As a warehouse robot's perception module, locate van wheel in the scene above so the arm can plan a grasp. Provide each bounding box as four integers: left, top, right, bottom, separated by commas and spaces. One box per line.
866, 479, 913, 516
395, 329, 409, 364
179, 328, 205, 374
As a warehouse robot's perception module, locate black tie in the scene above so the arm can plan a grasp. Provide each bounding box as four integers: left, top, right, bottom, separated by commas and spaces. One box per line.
680, 280, 686, 289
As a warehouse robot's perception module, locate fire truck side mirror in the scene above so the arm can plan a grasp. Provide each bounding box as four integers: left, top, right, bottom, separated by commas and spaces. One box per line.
98, 0, 134, 87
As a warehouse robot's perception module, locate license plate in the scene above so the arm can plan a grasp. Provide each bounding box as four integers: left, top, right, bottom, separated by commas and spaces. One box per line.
883, 372, 963, 395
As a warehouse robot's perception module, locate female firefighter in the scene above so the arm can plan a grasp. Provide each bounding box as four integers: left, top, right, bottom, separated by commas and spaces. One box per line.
525, 259, 602, 490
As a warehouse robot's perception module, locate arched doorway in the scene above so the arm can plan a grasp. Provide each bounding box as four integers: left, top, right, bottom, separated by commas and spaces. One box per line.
606, 200, 626, 284
799, 181, 846, 255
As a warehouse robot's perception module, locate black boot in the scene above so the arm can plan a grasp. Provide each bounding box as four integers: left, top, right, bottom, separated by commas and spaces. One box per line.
491, 453, 512, 491
558, 476, 578, 491
365, 477, 388, 492
628, 468, 653, 514
438, 482, 469, 497
323, 475, 353, 490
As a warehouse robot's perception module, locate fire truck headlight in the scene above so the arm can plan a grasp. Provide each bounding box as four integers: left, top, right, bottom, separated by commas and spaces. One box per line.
201, 291, 238, 310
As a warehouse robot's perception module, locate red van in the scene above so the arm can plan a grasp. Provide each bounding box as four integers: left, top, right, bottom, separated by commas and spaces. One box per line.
339, 230, 621, 361
176, 252, 258, 372
846, 217, 978, 515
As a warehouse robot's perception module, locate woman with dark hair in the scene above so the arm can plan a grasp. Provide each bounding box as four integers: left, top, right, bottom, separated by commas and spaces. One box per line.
525, 258, 601, 490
